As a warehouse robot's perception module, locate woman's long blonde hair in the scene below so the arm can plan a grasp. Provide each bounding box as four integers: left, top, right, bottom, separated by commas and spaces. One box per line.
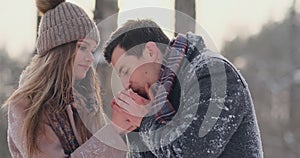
3, 41, 103, 156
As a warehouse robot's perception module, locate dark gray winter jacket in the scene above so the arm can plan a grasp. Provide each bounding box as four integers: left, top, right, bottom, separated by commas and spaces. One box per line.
128, 33, 263, 158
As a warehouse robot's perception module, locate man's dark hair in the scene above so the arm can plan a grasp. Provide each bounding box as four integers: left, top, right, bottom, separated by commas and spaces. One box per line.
103, 19, 170, 63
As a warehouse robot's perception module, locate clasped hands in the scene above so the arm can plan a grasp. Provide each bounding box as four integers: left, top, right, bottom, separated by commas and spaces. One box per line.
110, 85, 154, 134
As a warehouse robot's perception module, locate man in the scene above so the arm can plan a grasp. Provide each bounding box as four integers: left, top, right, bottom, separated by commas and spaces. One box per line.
103, 19, 263, 158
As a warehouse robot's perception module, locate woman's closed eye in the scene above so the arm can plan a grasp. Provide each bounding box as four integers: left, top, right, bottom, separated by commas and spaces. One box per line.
79, 45, 87, 51
78, 45, 96, 54
77, 40, 97, 56
77, 44, 88, 51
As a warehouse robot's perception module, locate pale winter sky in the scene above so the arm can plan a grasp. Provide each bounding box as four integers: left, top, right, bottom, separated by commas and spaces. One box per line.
0, 0, 297, 60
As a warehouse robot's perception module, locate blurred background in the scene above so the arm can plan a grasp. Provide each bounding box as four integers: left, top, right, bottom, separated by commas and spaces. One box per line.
1, 0, 299, 157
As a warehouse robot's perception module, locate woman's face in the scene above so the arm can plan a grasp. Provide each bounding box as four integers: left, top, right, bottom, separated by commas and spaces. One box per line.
73, 39, 97, 80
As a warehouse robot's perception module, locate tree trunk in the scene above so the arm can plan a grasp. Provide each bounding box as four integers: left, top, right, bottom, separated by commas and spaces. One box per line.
94, 0, 119, 118
175, 0, 195, 36
34, 11, 42, 55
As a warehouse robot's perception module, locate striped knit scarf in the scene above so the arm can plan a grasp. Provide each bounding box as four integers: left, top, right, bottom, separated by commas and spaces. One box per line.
46, 94, 94, 156
47, 106, 80, 155
152, 33, 205, 124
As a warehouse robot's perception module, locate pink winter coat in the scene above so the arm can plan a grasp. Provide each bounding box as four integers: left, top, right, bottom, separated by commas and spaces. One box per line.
7, 99, 127, 158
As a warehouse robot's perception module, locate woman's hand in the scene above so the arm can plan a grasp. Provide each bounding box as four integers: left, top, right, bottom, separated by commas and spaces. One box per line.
110, 101, 140, 134
111, 83, 156, 133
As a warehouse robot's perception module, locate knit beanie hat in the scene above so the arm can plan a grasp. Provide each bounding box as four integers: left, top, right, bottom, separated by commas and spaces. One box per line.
36, 0, 100, 56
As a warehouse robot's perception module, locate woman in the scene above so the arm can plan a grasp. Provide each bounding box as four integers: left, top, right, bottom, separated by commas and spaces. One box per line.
2, 0, 135, 157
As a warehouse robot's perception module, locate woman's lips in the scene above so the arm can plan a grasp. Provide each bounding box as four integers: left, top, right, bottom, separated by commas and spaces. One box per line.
79, 64, 89, 71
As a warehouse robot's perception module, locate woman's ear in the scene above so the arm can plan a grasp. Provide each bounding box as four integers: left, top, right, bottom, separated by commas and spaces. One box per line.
143, 41, 159, 62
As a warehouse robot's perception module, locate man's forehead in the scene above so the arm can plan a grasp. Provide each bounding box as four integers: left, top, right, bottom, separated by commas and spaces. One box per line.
114, 53, 134, 71
111, 45, 126, 66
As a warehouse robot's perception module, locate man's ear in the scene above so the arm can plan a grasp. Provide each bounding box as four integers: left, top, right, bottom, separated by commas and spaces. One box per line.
143, 41, 159, 62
